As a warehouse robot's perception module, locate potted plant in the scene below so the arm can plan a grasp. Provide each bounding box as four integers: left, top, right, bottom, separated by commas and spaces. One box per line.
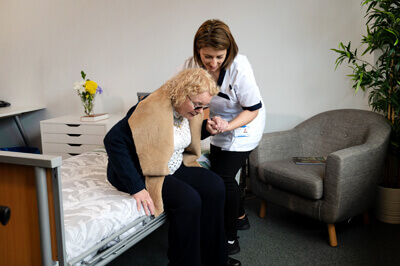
332, 0, 400, 223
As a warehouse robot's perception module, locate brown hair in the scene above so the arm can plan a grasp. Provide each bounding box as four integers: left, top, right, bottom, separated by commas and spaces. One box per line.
164, 68, 219, 107
193, 19, 238, 70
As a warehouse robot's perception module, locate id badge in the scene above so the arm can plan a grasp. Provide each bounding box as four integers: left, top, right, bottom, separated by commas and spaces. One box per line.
234, 125, 250, 137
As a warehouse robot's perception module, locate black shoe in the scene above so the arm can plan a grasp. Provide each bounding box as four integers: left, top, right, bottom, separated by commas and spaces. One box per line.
226, 257, 241, 266
237, 214, 250, 230
228, 237, 240, 255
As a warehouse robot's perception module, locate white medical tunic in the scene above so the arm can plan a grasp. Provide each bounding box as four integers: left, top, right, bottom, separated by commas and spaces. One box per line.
179, 54, 266, 151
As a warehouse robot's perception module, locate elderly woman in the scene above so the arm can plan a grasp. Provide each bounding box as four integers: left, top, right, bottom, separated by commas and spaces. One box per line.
104, 68, 241, 266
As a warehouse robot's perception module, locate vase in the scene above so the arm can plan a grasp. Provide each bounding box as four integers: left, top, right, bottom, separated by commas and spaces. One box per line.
375, 185, 400, 224
81, 96, 95, 116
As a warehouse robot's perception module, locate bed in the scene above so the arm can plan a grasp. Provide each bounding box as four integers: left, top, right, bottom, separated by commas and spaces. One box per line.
0, 148, 166, 266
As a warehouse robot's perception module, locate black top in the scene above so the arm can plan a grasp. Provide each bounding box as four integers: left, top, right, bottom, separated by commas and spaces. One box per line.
104, 102, 210, 195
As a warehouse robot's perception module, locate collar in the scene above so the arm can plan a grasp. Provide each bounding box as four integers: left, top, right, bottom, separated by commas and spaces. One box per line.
217, 68, 226, 87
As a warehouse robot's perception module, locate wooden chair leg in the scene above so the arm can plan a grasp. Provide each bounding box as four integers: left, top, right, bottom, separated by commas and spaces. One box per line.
327, 223, 338, 247
259, 199, 267, 218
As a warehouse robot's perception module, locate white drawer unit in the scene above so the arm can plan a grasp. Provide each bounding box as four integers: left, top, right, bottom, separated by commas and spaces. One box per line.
40, 115, 122, 159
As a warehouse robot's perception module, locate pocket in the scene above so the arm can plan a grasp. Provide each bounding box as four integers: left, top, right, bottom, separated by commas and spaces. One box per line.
217, 92, 230, 100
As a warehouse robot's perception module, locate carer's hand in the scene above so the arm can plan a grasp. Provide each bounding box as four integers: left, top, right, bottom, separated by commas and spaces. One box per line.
211, 116, 229, 133
133, 189, 155, 216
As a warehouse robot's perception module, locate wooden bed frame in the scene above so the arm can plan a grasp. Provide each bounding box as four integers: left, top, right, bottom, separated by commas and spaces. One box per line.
0, 151, 166, 266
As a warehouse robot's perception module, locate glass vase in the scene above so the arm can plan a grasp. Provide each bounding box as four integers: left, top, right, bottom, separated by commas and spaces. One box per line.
81, 95, 95, 116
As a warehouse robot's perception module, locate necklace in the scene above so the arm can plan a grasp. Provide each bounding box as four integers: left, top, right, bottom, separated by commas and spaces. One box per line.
174, 116, 183, 128
173, 109, 184, 128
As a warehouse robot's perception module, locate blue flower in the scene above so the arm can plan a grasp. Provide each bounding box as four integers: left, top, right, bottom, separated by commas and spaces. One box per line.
97, 86, 103, 94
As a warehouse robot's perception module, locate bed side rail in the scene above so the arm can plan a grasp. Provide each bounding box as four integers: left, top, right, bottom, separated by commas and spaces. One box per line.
69, 213, 167, 266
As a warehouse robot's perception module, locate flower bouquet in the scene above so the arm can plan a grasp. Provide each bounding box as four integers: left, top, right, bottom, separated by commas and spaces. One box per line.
73, 71, 103, 116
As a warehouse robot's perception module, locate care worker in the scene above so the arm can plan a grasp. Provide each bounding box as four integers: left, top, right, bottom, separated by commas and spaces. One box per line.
104, 68, 241, 266
177, 19, 266, 255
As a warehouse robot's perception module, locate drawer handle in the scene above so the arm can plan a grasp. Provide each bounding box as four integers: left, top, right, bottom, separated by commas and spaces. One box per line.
67, 144, 82, 147
66, 124, 81, 127
67, 134, 81, 137
68, 153, 80, 156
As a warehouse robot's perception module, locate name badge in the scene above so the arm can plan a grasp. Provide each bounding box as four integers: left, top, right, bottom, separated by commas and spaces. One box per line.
234, 125, 250, 137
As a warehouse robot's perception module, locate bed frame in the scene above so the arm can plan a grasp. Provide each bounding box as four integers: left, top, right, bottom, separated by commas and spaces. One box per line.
0, 151, 166, 266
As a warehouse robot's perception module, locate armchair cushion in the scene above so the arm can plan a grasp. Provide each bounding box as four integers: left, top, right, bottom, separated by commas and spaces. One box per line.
259, 159, 325, 200
298, 111, 368, 156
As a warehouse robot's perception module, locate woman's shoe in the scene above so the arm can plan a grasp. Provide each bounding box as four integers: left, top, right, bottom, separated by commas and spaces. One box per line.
228, 237, 240, 255
226, 257, 241, 266
237, 214, 250, 230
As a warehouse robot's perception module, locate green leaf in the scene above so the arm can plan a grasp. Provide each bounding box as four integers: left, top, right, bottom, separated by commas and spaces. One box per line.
331, 48, 346, 54
391, 96, 400, 107
355, 72, 364, 93
384, 28, 398, 44
81, 71, 86, 80
361, 45, 372, 56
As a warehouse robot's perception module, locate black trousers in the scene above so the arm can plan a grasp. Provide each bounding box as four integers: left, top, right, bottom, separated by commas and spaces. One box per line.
162, 164, 228, 266
209, 144, 251, 241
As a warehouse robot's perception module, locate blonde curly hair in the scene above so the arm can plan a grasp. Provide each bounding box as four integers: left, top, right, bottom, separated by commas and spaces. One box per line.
164, 68, 219, 107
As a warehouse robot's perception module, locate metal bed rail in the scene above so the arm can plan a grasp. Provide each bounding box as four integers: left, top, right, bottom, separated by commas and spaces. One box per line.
68, 213, 167, 266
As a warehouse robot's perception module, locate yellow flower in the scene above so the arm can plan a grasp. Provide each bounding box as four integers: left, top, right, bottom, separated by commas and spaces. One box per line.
85, 80, 98, 95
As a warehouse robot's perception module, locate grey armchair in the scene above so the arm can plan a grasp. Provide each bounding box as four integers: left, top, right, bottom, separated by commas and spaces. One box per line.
249, 109, 391, 246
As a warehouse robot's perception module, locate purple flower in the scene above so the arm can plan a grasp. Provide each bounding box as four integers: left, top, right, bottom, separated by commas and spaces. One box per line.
96, 86, 103, 94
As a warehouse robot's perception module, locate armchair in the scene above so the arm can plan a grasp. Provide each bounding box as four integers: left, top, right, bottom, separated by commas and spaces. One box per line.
249, 109, 391, 246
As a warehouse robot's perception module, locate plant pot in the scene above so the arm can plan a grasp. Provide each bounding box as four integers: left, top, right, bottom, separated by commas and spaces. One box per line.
375, 185, 400, 224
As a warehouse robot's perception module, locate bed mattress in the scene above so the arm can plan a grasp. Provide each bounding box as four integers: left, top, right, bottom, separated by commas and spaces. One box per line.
61, 149, 147, 263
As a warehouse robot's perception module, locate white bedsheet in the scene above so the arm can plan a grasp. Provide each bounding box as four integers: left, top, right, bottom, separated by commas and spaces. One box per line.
61, 149, 146, 262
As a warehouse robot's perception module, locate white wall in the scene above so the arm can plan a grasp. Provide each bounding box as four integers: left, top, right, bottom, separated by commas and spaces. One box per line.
0, 0, 370, 150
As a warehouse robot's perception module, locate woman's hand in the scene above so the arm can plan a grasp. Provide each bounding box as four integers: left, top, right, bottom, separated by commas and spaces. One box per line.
211, 116, 229, 133
206, 119, 219, 135
132, 189, 155, 216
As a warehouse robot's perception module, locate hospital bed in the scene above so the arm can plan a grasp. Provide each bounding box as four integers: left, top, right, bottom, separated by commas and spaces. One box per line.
0, 148, 166, 266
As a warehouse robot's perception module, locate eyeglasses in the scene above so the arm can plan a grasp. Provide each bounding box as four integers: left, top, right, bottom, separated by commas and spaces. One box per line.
188, 96, 210, 111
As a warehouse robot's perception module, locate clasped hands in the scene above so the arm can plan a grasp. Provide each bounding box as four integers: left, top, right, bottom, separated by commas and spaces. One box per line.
206, 116, 229, 135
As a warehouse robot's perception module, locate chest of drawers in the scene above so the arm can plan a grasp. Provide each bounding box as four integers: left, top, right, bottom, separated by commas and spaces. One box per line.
40, 115, 122, 159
